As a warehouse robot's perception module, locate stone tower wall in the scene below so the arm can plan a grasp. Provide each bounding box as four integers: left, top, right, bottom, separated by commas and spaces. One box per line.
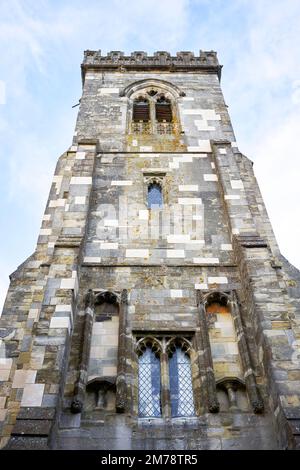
0, 51, 299, 450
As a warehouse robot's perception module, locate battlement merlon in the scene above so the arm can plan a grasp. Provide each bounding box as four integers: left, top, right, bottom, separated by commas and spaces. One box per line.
81, 50, 222, 84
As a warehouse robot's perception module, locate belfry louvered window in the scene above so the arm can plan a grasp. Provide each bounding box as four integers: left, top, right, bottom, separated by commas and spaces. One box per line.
138, 347, 162, 417
155, 96, 172, 122
133, 98, 150, 122
169, 348, 195, 417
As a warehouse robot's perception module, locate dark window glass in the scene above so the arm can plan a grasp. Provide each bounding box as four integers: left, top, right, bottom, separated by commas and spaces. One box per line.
138, 347, 161, 417
155, 97, 172, 122
133, 98, 150, 122
169, 348, 195, 417
148, 183, 163, 209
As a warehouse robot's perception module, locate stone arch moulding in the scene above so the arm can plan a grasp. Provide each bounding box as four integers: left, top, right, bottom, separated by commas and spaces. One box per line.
120, 78, 186, 99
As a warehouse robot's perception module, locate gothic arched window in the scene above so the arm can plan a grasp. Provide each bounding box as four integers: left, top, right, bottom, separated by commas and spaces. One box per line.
148, 182, 163, 209
138, 347, 162, 417
168, 347, 195, 417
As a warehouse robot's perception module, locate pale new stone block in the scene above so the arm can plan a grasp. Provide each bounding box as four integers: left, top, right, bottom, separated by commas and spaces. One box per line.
191, 153, 208, 158
219, 148, 227, 154
166, 250, 185, 258
21, 384, 45, 407
12, 370, 37, 388
197, 140, 212, 152
177, 155, 193, 163
132, 139, 138, 146
0, 358, 13, 370
204, 174, 218, 181
102, 366, 117, 376
195, 283, 208, 290
208, 277, 228, 284
39, 229, 52, 236
232, 228, 240, 234
49, 199, 66, 208
55, 304, 72, 313
167, 234, 190, 243
187, 146, 203, 152
231, 142, 238, 148
139, 210, 149, 220
70, 177, 92, 185
179, 185, 198, 191
194, 120, 215, 131
126, 249, 149, 258
111, 180, 133, 186
170, 290, 183, 298
84, 256, 102, 263
75, 151, 86, 160
226, 343, 239, 354
0, 370, 10, 381
103, 219, 119, 227
178, 198, 202, 205
100, 242, 118, 250
28, 308, 40, 320
211, 162, 215, 169
221, 244, 233, 251
75, 196, 86, 205
70, 145, 78, 151
193, 257, 219, 264
43, 214, 51, 221
0, 397, 6, 409
64, 204, 70, 212
61, 278, 76, 289
230, 180, 244, 189
99, 88, 119, 94
192, 215, 202, 221
180, 97, 194, 101
50, 317, 70, 329
140, 146, 152, 151
225, 195, 240, 200
169, 161, 179, 169
182, 109, 204, 115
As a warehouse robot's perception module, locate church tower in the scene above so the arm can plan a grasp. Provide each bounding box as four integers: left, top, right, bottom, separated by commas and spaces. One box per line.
1, 50, 300, 450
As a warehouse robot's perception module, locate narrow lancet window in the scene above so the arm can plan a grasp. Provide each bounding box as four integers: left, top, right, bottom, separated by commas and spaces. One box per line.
138, 347, 161, 417
148, 183, 163, 209
169, 348, 195, 417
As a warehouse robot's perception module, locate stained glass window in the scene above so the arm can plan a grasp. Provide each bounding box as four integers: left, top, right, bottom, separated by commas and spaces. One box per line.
138, 347, 161, 417
169, 348, 195, 417
148, 183, 163, 209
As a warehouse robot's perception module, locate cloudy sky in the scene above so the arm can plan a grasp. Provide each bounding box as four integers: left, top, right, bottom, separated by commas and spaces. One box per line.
0, 0, 300, 310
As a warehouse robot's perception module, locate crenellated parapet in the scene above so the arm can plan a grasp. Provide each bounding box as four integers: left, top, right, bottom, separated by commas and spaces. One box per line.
81, 50, 222, 82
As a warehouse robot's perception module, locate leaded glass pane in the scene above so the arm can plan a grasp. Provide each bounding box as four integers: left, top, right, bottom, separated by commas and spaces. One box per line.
148, 183, 163, 209
138, 347, 161, 417
169, 348, 195, 417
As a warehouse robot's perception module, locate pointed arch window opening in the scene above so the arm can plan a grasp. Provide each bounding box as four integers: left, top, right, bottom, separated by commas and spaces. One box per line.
169, 348, 195, 417
131, 91, 177, 135
138, 347, 162, 418
148, 182, 163, 209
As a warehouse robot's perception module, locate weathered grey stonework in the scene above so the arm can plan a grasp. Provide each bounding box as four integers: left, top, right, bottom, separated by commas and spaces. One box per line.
1, 50, 300, 450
